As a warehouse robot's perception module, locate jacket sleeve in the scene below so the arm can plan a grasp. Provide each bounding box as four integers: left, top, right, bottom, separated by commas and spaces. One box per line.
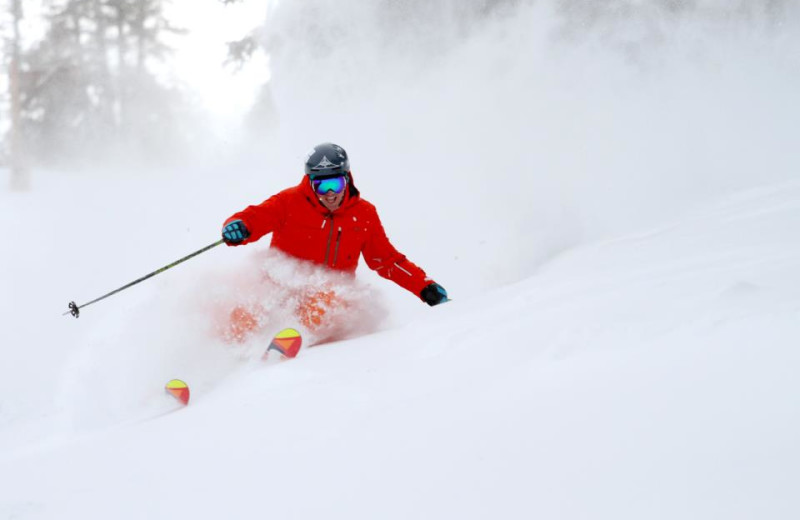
362, 206, 434, 299
223, 191, 288, 246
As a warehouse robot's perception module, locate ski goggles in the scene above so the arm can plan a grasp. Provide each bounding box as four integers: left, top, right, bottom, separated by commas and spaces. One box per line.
311, 175, 347, 195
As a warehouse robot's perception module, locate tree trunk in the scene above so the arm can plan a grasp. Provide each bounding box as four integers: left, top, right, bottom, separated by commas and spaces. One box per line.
9, 0, 29, 191
135, 0, 147, 72
115, 2, 128, 132
93, 0, 115, 132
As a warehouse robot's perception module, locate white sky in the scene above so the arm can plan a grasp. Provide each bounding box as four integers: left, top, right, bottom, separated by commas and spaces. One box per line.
165, 0, 272, 118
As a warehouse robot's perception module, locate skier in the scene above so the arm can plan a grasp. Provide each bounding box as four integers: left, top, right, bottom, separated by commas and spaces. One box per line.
220, 143, 448, 338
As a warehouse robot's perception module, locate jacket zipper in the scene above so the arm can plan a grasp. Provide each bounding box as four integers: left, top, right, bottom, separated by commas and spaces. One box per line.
332, 227, 342, 267
324, 215, 334, 265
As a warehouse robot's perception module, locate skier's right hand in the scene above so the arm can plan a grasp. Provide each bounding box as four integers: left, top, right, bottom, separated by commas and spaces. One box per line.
222, 219, 250, 245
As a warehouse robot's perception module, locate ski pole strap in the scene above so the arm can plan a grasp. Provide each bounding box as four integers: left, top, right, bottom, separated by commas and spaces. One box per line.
65, 239, 225, 318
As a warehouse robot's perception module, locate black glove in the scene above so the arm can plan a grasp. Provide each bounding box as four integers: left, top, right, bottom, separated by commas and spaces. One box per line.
222, 219, 250, 245
420, 283, 448, 306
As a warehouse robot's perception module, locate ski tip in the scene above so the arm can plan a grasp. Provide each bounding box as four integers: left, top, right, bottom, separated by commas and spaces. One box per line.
165, 379, 190, 405
274, 328, 302, 340
265, 328, 303, 360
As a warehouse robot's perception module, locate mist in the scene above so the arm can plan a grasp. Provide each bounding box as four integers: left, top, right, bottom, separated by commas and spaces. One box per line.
247, 0, 800, 291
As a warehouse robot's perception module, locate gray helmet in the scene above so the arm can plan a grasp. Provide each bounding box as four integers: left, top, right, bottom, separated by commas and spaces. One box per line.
305, 143, 350, 177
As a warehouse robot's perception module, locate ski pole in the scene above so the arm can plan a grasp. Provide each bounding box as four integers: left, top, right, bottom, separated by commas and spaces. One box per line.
64, 239, 225, 318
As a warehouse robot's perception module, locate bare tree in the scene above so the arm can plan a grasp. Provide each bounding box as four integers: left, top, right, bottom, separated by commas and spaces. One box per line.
14, 0, 192, 170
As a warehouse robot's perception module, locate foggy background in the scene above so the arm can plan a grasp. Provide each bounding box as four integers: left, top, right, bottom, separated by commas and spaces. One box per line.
4, 0, 798, 277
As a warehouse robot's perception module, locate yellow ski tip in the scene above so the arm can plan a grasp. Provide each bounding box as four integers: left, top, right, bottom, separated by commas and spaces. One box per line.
165, 379, 190, 405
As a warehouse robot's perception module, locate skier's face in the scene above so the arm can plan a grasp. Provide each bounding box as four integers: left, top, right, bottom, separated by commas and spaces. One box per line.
318, 187, 345, 211
312, 174, 347, 212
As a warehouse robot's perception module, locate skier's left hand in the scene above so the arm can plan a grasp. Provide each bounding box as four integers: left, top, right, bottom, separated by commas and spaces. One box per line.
420, 283, 448, 306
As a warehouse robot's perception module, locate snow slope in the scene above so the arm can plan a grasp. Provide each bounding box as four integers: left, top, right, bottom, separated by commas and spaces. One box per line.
1, 175, 799, 519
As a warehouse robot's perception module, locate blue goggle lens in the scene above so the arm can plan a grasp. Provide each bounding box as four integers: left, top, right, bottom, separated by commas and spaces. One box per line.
312, 175, 347, 195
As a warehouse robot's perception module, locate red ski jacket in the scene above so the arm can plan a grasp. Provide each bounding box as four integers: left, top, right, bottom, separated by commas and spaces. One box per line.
224, 175, 434, 299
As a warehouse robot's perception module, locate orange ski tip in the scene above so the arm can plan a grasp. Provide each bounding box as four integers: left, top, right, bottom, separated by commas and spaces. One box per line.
165, 379, 190, 405
266, 328, 303, 359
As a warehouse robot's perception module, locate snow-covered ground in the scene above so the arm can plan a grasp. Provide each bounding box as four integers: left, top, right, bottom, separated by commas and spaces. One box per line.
2, 2, 799, 519
1, 172, 799, 519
